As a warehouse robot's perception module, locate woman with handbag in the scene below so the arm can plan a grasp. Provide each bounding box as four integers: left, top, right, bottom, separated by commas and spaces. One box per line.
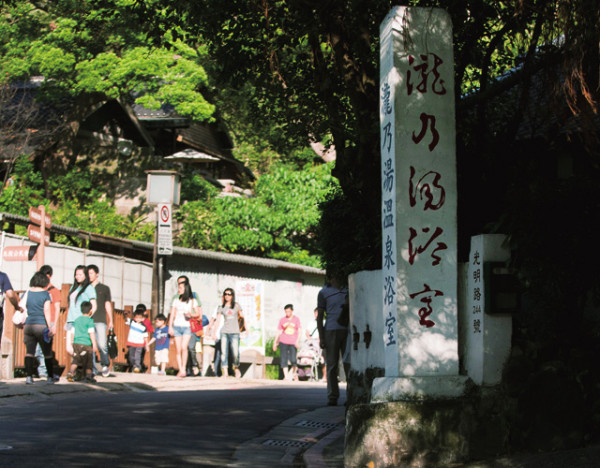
168, 276, 202, 378
214, 287, 244, 378
22, 272, 55, 384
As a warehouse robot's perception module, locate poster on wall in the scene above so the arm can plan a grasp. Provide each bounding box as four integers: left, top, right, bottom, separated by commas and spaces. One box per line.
236, 279, 264, 353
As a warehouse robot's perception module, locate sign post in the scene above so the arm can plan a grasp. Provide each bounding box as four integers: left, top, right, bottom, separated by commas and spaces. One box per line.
157, 203, 173, 256
28, 205, 51, 270
146, 170, 181, 317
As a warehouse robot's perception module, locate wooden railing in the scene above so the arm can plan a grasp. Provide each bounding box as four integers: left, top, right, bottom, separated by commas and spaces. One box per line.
2, 291, 152, 376
1, 289, 270, 379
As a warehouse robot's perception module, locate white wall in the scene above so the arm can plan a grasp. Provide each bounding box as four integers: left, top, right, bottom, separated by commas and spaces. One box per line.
0, 232, 152, 309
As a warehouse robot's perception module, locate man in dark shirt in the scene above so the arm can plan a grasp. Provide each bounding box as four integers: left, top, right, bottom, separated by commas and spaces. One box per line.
0, 270, 22, 347
316, 274, 349, 407
87, 264, 114, 377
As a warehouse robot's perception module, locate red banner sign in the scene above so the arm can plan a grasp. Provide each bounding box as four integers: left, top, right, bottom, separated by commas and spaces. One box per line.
27, 224, 50, 246
28, 206, 52, 229
2, 245, 37, 262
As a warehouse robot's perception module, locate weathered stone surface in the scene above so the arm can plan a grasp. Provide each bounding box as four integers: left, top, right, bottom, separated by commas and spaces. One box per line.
345, 389, 513, 467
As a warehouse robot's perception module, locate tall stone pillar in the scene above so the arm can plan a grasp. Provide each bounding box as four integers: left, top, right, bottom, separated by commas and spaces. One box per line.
375, 5, 468, 400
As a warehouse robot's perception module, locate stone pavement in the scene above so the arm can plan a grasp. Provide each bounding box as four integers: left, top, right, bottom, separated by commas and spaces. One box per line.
3, 373, 600, 467
0, 372, 345, 468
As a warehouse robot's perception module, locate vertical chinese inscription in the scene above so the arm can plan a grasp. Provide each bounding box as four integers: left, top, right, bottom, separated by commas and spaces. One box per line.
380, 7, 458, 376
381, 78, 397, 347
472, 250, 482, 333
404, 51, 452, 329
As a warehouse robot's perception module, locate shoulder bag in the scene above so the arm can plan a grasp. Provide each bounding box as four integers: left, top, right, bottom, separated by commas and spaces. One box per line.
12, 291, 28, 328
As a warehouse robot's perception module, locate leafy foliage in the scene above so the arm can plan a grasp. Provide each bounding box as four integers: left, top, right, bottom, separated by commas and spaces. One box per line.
177, 163, 336, 267
0, 1, 214, 121
0, 155, 154, 244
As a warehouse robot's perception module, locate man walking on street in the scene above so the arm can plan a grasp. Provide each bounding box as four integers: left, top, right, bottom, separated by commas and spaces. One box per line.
316, 274, 349, 406
0, 270, 22, 346
87, 264, 114, 377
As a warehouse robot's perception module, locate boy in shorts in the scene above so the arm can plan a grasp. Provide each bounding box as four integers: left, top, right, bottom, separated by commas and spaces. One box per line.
146, 314, 170, 375
126, 308, 148, 373
67, 301, 98, 383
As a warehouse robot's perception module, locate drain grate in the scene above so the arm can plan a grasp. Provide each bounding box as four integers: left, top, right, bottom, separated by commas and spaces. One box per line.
262, 439, 313, 448
295, 420, 340, 430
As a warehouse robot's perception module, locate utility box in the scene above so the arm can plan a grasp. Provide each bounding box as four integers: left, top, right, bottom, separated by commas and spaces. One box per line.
483, 262, 521, 315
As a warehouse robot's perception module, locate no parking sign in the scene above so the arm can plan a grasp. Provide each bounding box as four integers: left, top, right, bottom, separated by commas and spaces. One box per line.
158, 203, 173, 255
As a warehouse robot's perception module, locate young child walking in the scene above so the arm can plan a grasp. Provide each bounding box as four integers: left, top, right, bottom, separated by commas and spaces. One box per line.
126, 308, 148, 373
146, 314, 170, 375
67, 301, 98, 383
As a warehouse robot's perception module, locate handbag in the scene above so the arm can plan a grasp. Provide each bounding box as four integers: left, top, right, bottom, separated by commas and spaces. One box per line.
237, 309, 246, 333
107, 329, 118, 359
189, 317, 203, 337
12, 291, 28, 328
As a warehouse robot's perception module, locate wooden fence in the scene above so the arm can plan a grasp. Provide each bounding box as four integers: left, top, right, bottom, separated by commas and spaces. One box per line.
1, 287, 159, 376
1, 288, 269, 379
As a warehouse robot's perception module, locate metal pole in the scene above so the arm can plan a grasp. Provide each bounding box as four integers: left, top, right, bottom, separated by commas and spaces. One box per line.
157, 256, 164, 318
151, 214, 159, 318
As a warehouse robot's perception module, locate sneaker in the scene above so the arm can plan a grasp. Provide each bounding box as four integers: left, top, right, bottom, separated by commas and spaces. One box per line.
25, 376, 34, 385
46, 376, 56, 384
157, 370, 166, 376
85, 376, 97, 383
102, 366, 110, 377
66, 372, 75, 382
52, 375, 61, 382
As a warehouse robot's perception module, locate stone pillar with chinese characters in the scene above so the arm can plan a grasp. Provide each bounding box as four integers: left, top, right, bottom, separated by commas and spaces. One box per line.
464, 234, 512, 385
374, 6, 468, 400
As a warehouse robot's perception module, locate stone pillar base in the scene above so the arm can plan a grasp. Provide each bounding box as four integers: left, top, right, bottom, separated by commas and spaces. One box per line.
0, 338, 14, 380
372, 375, 473, 402
345, 382, 511, 467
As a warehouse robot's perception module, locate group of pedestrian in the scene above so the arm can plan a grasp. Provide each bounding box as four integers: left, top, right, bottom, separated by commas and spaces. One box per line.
13, 264, 114, 384
2, 263, 351, 406
162, 280, 246, 378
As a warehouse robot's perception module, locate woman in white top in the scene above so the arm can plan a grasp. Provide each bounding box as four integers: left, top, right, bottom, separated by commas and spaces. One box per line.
168, 276, 202, 377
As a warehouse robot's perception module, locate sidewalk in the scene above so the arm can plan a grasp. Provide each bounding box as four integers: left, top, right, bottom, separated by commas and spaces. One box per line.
10, 373, 598, 468
0, 372, 346, 468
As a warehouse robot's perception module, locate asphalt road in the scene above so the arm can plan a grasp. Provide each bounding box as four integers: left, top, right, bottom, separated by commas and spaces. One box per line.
0, 384, 327, 467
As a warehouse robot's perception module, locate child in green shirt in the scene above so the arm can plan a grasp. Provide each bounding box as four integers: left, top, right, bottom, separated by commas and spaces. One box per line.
67, 301, 98, 383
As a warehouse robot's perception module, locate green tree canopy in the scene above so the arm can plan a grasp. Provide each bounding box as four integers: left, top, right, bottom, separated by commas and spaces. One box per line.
177, 163, 335, 267
0, 0, 214, 120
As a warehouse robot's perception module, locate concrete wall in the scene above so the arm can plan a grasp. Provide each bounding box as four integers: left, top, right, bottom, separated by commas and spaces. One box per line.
0, 232, 152, 309
1, 231, 326, 353
349, 270, 384, 373
164, 255, 325, 349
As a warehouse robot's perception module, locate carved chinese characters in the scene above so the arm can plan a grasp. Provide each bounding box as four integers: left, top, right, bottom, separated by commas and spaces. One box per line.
380, 6, 459, 376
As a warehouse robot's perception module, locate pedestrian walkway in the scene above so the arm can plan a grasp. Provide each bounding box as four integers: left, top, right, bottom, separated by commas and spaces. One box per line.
0, 372, 346, 467
4, 373, 598, 468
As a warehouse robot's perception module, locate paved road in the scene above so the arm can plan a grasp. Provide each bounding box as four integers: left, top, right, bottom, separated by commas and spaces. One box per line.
0, 380, 329, 467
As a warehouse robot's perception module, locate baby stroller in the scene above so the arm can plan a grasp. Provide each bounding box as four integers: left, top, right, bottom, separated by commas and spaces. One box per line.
296, 338, 323, 381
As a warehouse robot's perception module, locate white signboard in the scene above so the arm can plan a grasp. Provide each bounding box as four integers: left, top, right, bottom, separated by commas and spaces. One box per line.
236, 279, 265, 353
380, 6, 458, 377
157, 203, 173, 255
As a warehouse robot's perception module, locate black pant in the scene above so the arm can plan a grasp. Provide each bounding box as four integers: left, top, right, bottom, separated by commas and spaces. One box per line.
0, 308, 4, 347
324, 329, 349, 403
128, 346, 143, 370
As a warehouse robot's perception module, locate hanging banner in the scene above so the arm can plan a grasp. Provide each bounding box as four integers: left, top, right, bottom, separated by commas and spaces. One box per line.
2, 245, 38, 262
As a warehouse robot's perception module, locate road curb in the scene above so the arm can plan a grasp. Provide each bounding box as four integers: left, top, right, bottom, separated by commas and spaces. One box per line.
303, 426, 345, 468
